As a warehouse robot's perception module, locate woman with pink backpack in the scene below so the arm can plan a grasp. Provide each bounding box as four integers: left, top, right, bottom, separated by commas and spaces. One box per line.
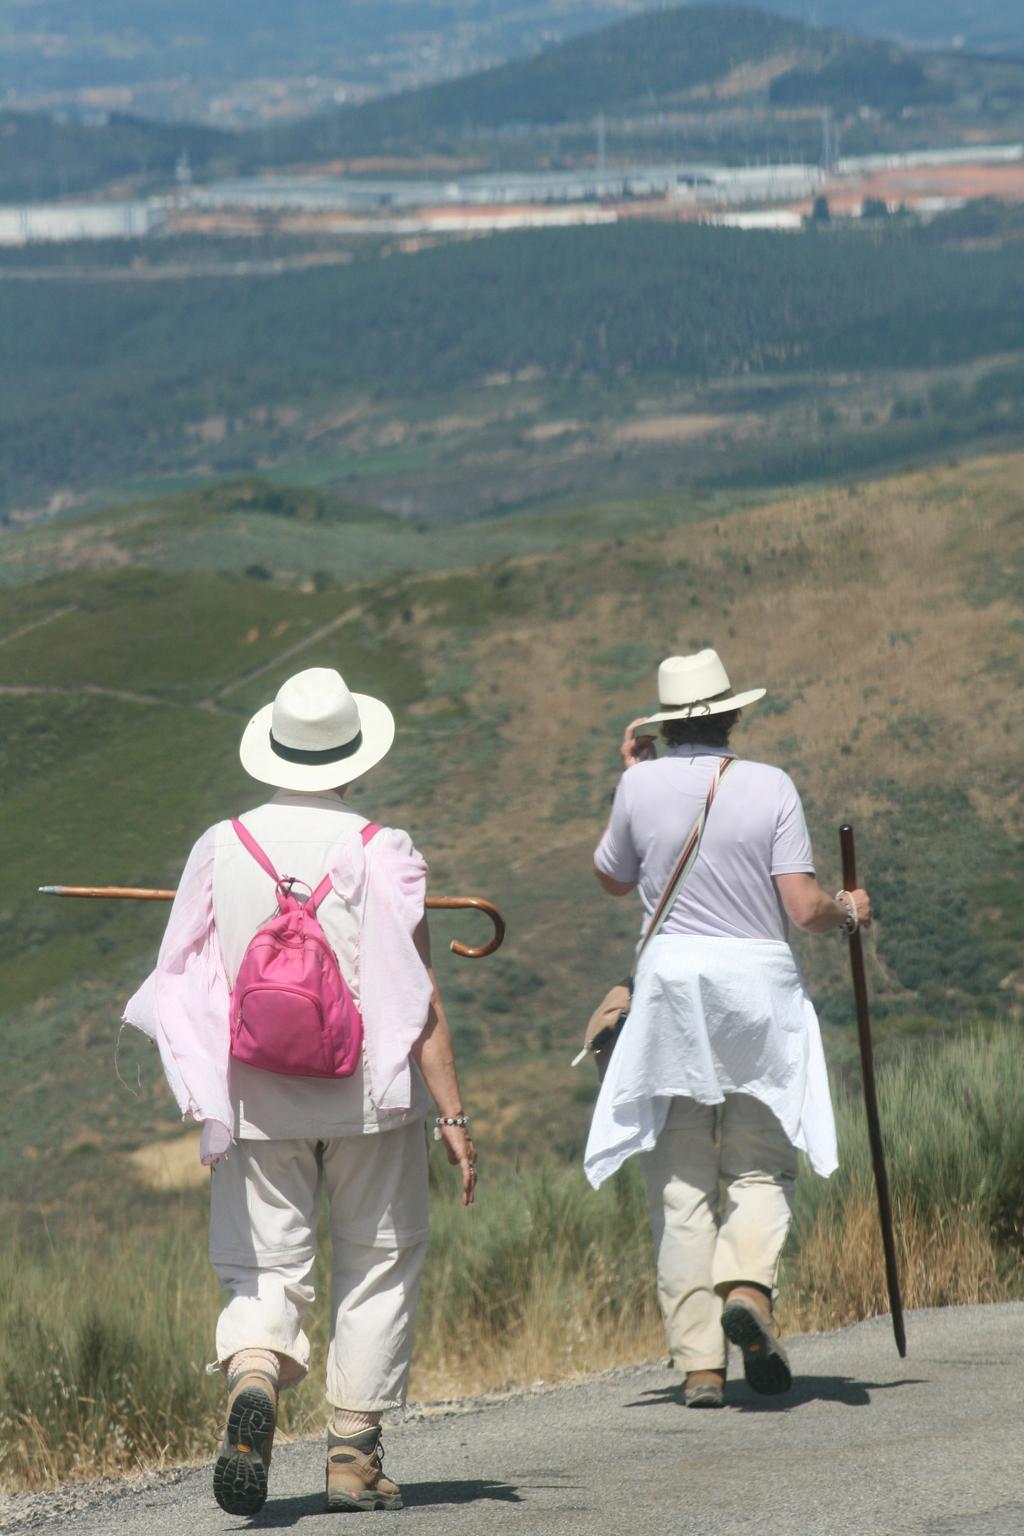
124, 666, 476, 1516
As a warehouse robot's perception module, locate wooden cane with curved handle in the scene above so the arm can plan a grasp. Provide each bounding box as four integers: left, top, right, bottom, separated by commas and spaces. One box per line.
39, 886, 505, 959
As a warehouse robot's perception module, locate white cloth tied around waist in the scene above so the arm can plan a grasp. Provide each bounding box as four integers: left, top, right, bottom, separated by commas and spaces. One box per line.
583, 935, 837, 1189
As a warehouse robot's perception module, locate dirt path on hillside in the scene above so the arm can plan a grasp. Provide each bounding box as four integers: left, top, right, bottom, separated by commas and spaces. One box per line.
0, 605, 79, 647
0, 683, 188, 707
201, 604, 365, 708
1, 603, 365, 716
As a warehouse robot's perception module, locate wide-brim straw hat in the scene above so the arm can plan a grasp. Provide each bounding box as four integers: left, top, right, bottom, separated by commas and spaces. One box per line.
239, 666, 395, 792
633, 648, 766, 732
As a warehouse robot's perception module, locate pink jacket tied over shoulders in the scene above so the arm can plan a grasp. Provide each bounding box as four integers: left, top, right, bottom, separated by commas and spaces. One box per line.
123, 825, 432, 1165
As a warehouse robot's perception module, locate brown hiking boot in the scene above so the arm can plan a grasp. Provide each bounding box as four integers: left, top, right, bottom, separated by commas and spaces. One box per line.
326, 1426, 403, 1512
683, 1368, 726, 1408
212, 1368, 278, 1517
721, 1284, 792, 1396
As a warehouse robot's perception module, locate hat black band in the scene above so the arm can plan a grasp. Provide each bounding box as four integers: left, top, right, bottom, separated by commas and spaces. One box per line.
269, 729, 363, 765
660, 687, 735, 714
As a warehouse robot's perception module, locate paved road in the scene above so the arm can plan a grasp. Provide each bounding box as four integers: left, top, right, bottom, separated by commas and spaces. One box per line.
4, 1306, 1022, 1535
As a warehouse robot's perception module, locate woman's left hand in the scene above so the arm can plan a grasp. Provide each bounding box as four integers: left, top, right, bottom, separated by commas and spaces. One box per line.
439, 1124, 477, 1206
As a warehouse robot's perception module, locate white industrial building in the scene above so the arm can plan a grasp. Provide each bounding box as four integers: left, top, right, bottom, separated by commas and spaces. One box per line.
0, 200, 167, 246
187, 158, 829, 217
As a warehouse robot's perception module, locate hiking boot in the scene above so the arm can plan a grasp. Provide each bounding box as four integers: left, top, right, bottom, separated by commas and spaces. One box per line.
721, 1286, 792, 1396
212, 1368, 278, 1517
683, 1369, 726, 1408
326, 1426, 403, 1512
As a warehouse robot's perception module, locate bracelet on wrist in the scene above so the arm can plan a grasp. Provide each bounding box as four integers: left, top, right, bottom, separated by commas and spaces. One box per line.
433, 1113, 470, 1141
835, 890, 859, 935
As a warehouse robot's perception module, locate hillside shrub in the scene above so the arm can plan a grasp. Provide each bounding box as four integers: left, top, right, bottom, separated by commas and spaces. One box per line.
1, 1027, 1021, 1490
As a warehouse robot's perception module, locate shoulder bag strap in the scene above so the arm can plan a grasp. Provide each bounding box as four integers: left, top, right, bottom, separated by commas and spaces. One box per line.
633, 755, 735, 971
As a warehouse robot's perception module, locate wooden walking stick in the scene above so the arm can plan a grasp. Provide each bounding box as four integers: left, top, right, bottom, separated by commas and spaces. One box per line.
840, 824, 907, 1358
39, 886, 505, 959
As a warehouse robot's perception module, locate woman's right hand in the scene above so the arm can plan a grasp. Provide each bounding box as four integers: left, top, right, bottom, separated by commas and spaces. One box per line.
620, 718, 656, 771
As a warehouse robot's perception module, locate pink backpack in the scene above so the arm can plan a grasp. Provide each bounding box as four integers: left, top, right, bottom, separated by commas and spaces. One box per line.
228, 818, 381, 1078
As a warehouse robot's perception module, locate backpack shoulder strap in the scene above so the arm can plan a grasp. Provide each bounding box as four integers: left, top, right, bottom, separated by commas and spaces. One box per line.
308, 822, 384, 914
231, 817, 282, 885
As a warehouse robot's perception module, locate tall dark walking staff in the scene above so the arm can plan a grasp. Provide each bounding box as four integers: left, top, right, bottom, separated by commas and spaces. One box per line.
840, 823, 907, 1358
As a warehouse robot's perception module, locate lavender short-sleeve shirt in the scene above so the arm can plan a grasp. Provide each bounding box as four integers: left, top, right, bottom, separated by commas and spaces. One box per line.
594, 744, 815, 943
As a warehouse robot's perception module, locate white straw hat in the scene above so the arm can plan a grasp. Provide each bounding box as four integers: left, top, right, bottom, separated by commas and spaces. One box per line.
239, 667, 395, 792
633, 648, 766, 732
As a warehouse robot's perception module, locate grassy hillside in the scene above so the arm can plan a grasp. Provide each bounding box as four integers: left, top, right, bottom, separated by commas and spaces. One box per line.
4, 222, 1024, 512
1, 450, 1020, 1236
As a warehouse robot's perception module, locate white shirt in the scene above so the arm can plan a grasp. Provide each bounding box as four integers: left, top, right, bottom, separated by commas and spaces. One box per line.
594, 746, 815, 942
214, 789, 430, 1141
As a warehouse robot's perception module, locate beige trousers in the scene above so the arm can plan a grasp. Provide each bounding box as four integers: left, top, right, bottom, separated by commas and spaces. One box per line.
209, 1121, 429, 1409
641, 1093, 798, 1372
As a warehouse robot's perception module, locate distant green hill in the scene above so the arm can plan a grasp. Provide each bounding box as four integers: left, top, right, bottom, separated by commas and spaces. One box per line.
752, 1, 1024, 57
7, 6, 1024, 201
3, 2, 1022, 110
257, 4, 986, 165
262, 6, 816, 158
0, 110, 229, 204
2, 221, 1023, 510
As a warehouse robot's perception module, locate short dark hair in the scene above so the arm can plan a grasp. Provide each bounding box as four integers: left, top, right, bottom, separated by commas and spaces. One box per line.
661, 709, 740, 749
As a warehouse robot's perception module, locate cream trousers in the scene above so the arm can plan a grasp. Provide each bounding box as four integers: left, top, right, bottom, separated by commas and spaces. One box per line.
209, 1121, 429, 1410
641, 1093, 798, 1372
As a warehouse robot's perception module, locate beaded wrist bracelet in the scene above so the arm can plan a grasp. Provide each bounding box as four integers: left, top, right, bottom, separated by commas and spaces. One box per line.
835, 890, 859, 935
433, 1113, 470, 1141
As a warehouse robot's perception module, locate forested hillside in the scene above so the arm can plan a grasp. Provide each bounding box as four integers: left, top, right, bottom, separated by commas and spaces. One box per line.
252, 6, 1019, 163
0, 111, 229, 204
3, 222, 1023, 510
263, 7, 814, 157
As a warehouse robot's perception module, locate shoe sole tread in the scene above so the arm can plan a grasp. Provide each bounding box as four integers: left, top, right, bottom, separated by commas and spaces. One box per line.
721, 1301, 792, 1395
213, 1385, 275, 1516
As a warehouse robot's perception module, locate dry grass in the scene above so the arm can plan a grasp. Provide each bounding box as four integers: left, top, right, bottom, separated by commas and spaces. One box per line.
6, 1017, 1024, 1494
782, 1186, 1005, 1338
411, 1276, 664, 1404
5, 1182, 1008, 1493
0, 1204, 1015, 1493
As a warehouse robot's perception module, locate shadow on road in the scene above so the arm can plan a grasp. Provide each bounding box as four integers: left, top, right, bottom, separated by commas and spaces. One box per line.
404, 1479, 525, 1508
731, 1375, 926, 1410
624, 1376, 926, 1412
244, 1479, 523, 1526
